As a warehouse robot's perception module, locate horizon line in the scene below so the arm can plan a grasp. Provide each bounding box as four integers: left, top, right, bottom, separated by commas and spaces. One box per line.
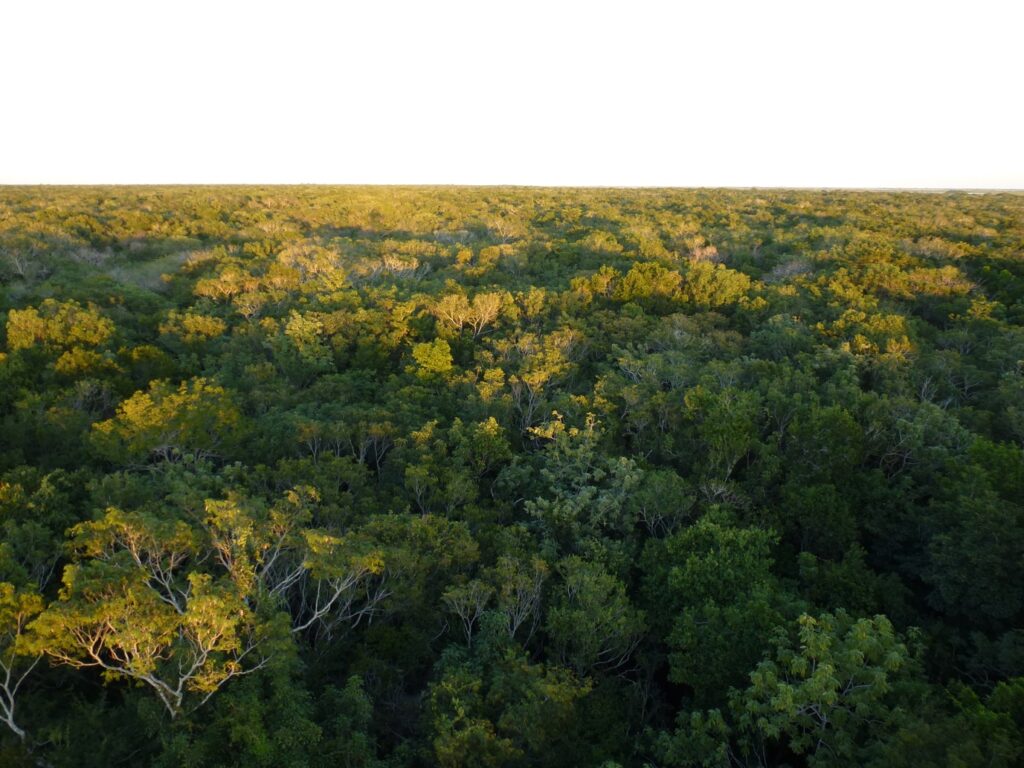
1, 183, 1022, 193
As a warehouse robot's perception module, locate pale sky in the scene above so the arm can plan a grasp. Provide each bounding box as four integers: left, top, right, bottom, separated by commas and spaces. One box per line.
1, 0, 1021, 188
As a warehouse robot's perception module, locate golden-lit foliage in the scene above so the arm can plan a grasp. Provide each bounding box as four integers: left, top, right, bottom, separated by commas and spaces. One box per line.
0, 186, 1022, 765
6, 299, 114, 352
91, 378, 241, 464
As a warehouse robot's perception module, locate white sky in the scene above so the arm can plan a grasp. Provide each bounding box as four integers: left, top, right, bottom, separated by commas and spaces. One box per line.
1, 0, 1021, 187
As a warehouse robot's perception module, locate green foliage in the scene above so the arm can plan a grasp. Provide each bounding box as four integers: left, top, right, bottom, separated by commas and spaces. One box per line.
521, 414, 643, 553
428, 650, 591, 768
412, 338, 454, 377
26, 512, 267, 718
546, 556, 644, 673
734, 610, 913, 765
649, 513, 795, 704
679, 261, 753, 309
867, 679, 1024, 767
5, 299, 115, 353
91, 377, 243, 465
0, 582, 43, 740
926, 491, 1024, 624
0, 186, 1022, 764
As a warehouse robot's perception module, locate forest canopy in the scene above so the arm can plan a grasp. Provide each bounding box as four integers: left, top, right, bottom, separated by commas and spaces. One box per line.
0, 186, 1023, 767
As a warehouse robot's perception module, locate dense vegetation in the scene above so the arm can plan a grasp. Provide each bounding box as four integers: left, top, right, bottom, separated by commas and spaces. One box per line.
1, 186, 1023, 767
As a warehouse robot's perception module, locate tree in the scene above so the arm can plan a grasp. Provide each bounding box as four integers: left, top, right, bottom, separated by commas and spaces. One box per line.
412, 339, 455, 378
443, 580, 494, 648
627, 469, 694, 537
432, 292, 505, 338
522, 414, 643, 551
645, 512, 792, 705
682, 385, 762, 483
5, 299, 114, 353
486, 555, 548, 644
428, 650, 591, 768
546, 556, 644, 674
679, 262, 752, 309
202, 488, 389, 641
613, 262, 682, 313
734, 610, 914, 766
0, 583, 42, 740
27, 541, 268, 718
868, 678, 1024, 768
25, 487, 389, 718
926, 491, 1024, 625
91, 377, 243, 465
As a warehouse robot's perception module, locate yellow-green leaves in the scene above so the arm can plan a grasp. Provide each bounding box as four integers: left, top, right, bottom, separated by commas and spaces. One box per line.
412, 339, 454, 378
27, 504, 267, 718
0, 582, 43, 739
300, 530, 385, 582
679, 261, 753, 309
91, 378, 242, 465
201, 487, 390, 639
431, 291, 506, 339
68, 508, 199, 565
5, 299, 115, 353
735, 610, 913, 763
158, 310, 228, 345
292, 528, 387, 635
